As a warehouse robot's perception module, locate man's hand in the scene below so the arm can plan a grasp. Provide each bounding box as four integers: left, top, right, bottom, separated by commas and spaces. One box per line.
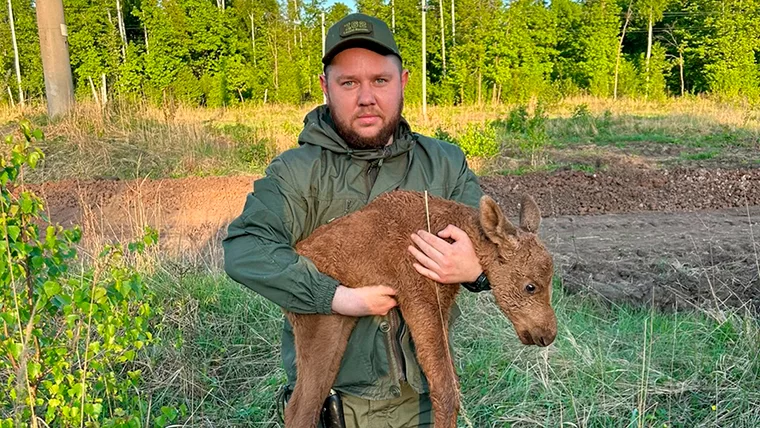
331, 285, 398, 317
408, 225, 483, 284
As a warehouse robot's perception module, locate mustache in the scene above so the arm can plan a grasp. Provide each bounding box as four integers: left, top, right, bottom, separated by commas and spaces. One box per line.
353, 109, 385, 120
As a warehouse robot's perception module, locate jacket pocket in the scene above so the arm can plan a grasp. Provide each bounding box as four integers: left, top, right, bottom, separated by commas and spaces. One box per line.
333, 316, 388, 388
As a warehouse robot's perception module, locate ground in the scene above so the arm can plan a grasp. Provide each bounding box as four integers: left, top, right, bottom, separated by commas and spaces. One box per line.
28, 163, 760, 314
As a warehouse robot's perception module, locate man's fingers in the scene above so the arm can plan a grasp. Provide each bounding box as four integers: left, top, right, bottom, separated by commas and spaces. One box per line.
379, 286, 397, 296
438, 224, 467, 241
408, 245, 441, 272
412, 262, 442, 282
414, 230, 451, 255
410, 233, 444, 261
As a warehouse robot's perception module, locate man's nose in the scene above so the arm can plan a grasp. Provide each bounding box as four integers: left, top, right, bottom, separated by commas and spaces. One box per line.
357, 84, 376, 106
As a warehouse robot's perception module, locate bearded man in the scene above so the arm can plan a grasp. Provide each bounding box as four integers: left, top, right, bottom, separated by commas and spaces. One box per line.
223, 13, 491, 427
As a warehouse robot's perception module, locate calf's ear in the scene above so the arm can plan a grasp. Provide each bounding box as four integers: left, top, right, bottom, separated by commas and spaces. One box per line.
519, 195, 541, 233
479, 195, 517, 246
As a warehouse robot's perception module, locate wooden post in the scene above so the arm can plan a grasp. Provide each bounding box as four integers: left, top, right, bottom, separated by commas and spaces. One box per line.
35, 0, 75, 118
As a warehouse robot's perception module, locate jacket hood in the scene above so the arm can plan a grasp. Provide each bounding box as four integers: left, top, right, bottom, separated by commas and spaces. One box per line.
298, 105, 416, 161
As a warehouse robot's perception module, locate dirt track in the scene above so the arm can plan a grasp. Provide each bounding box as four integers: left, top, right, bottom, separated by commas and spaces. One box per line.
26, 167, 760, 313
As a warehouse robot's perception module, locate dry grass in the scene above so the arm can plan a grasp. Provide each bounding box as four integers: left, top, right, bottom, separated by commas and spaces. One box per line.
1, 96, 759, 183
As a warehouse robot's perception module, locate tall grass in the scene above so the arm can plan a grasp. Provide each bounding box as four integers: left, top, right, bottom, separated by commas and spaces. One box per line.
1, 96, 759, 182
139, 269, 760, 427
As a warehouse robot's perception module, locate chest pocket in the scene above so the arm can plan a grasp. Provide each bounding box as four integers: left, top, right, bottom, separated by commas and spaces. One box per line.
303, 198, 364, 239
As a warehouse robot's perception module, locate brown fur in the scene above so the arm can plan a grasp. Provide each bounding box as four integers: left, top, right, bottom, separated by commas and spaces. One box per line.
285, 190, 557, 427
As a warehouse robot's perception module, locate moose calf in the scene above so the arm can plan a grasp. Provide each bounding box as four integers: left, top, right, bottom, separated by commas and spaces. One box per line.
285, 190, 557, 427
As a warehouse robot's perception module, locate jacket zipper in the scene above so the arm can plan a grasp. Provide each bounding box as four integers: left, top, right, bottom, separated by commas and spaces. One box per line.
387, 309, 406, 383
365, 156, 406, 388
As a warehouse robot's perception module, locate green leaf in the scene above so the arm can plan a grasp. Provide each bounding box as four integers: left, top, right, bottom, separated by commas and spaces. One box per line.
93, 286, 107, 304
44, 281, 61, 298
69, 383, 84, 399
27, 362, 41, 379
20, 194, 33, 214
28, 150, 41, 169
7, 225, 20, 241
31, 129, 44, 141
8, 341, 23, 360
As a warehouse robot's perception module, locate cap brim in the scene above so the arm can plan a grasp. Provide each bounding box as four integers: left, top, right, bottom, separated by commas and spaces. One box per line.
322, 37, 399, 65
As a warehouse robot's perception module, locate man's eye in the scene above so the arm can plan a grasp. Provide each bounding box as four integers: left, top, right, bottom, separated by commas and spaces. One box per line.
341, 81, 355, 87
376, 78, 387, 84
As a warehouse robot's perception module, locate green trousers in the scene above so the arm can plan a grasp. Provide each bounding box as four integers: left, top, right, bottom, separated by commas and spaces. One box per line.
284, 381, 433, 427
340, 382, 433, 428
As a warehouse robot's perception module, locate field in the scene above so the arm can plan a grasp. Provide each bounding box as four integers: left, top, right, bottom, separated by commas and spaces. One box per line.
2, 97, 760, 426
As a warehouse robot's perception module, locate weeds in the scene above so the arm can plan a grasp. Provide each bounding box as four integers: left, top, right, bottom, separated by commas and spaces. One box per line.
0, 123, 171, 426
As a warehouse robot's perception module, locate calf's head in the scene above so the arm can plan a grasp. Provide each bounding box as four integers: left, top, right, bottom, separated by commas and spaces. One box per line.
477, 195, 557, 347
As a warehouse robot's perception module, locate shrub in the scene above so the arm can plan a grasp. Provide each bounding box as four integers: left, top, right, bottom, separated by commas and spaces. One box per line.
496, 104, 550, 166
0, 121, 165, 426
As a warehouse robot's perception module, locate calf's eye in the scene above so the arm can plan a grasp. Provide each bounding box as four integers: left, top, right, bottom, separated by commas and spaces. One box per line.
525, 283, 537, 294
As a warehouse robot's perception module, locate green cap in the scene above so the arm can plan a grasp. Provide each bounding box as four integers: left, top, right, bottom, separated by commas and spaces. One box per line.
322, 13, 401, 65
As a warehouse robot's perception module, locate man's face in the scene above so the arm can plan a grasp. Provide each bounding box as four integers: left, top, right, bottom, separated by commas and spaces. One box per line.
320, 48, 409, 149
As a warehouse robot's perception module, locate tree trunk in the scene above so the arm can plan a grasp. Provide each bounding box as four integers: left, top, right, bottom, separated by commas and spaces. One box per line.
89, 76, 100, 106
116, 0, 127, 58
272, 31, 279, 90
144, 24, 149, 55
392, 0, 395, 32
645, 8, 653, 100
422, 0, 427, 120
451, 0, 455, 48
8, 0, 25, 106
439, 0, 446, 76
679, 52, 684, 96
8, 86, 16, 107
477, 70, 482, 105
251, 14, 256, 66
101, 73, 107, 106
613, 1, 633, 100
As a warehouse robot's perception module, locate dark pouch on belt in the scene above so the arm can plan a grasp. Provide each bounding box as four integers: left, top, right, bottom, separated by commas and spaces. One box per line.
278, 386, 346, 428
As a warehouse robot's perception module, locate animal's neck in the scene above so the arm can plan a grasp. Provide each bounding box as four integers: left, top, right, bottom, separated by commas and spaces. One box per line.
426, 201, 498, 269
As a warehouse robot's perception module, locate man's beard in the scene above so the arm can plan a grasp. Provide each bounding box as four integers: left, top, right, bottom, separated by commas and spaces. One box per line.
330, 97, 404, 150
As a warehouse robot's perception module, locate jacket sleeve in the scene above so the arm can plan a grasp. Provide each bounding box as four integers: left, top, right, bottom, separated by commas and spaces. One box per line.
449, 149, 484, 208
222, 162, 339, 315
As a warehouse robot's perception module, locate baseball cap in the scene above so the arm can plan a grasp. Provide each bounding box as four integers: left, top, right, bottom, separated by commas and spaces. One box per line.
322, 13, 401, 65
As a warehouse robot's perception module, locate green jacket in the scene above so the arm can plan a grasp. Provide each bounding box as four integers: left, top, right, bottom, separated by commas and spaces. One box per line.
223, 105, 483, 400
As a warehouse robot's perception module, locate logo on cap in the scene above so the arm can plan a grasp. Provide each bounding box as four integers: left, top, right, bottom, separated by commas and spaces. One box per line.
340, 20, 374, 38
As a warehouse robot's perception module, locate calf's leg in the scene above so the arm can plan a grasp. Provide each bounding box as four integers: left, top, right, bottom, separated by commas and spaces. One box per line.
284, 313, 357, 428
399, 287, 460, 428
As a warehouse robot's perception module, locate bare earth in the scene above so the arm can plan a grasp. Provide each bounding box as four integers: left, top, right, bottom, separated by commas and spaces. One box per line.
26, 167, 760, 313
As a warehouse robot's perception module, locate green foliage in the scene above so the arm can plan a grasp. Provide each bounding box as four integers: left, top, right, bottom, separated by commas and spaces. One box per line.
219, 123, 276, 169
2, 0, 760, 105
496, 104, 550, 165
435, 123, 500, 158
0, 122, 164, 426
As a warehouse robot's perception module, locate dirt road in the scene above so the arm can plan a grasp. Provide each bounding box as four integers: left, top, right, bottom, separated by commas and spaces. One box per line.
26, 167, 760, 312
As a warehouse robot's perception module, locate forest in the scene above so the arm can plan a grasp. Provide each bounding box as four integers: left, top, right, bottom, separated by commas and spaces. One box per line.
2, 0, 759, 107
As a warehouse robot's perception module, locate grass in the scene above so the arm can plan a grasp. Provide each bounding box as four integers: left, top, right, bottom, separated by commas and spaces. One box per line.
2, 96, 759, 183
139, 269, 760, 427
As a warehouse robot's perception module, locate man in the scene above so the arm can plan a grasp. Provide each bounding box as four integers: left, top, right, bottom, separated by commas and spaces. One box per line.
223, 13, 491, 427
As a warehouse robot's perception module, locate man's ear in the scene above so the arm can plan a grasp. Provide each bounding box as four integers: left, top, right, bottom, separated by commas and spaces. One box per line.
400, 69, 409, 91
319, 74, 329, 101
